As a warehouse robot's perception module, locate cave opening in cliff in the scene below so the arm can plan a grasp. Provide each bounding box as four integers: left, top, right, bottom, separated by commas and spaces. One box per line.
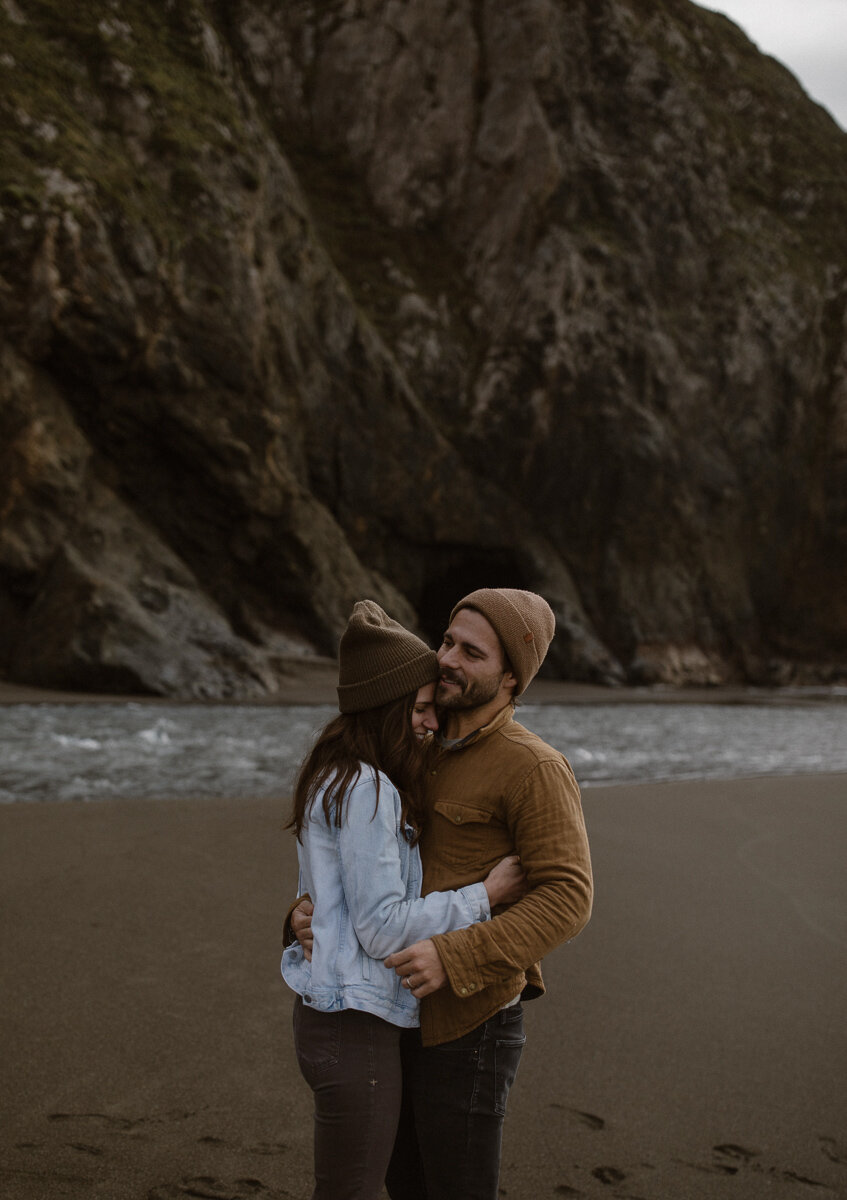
417, 552, 531, 645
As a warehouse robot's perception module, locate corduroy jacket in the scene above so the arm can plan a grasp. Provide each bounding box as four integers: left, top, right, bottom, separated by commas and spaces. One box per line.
418, 702, 593, 1047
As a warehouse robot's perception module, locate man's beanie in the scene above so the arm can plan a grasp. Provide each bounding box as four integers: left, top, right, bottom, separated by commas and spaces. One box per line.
337, 600, 439, 713
449, 588, 556, 696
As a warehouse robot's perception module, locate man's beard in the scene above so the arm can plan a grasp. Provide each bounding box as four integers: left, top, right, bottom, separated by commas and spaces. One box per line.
436, 667, 505, 712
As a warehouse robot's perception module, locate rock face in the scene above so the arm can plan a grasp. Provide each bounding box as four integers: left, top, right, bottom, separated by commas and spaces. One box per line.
1, 0, 845, 696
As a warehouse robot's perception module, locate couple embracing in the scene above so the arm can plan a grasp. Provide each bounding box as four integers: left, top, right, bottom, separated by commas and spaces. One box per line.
281, 588, 594, 1199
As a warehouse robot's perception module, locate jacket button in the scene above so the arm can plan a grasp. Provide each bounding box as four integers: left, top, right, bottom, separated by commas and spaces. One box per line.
455, 815, 462, 823
468, 982, 477, 991
460, 986, 468, 995
304, 995, 312, 1004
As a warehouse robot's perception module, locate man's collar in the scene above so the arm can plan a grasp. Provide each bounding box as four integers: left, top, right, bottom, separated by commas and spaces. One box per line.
436, 701, 515, 752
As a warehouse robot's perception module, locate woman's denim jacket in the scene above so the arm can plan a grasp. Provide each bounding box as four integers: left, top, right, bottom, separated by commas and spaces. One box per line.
281, 765, 490, 1027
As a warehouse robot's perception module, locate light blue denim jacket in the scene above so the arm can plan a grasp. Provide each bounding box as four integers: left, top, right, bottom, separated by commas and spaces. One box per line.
281, 764, 490, 1027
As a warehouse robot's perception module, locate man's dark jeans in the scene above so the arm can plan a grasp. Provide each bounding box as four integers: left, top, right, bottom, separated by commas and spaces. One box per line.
385, 1004, 526, 1200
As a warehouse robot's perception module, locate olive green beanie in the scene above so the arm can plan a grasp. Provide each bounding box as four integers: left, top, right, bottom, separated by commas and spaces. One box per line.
337, 600, 439, 712
449, 588, 555, 695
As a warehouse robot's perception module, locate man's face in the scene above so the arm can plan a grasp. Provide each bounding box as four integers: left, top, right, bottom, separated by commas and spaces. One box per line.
436, 608, 516, 712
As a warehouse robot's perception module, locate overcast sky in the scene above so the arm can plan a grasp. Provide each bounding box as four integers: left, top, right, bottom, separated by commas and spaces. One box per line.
696, 0, 847, 129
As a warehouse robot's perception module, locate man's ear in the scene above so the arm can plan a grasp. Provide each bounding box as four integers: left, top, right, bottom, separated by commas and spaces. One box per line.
502, 670, 518, 695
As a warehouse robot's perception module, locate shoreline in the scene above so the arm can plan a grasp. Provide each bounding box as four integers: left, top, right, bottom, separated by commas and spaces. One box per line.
4, 684, 846, 805
1, 772, 845, 1199
1, 666, 845, 708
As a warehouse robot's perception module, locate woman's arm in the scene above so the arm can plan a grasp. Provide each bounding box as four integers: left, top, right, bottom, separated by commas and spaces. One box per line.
337, 772, 522, 960
288, 860, 523, 962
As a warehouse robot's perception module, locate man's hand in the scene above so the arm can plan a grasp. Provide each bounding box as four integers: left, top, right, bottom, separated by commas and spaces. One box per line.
384, 939, 447, 998
291, 899, 314, 961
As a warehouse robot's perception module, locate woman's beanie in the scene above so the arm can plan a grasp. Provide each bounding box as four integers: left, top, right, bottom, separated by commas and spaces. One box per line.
449, 588, 556, 696
337, 600, 439, 713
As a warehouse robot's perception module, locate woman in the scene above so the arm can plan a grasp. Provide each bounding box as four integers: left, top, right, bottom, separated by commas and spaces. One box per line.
281, 600, 524, 1200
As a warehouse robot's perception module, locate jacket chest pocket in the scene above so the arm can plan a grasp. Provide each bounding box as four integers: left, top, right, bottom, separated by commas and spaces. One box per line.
431, 800, 504, 868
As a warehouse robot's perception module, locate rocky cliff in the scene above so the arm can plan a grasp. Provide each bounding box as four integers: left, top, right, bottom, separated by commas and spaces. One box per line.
1, 0, 845, 697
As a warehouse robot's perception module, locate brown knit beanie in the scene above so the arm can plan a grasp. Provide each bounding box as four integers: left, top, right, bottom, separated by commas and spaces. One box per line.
449, 588, 555, 696
337, 600, 439, 713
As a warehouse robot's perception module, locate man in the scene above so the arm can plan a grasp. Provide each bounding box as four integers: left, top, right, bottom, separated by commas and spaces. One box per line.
291, 588, 593, 1199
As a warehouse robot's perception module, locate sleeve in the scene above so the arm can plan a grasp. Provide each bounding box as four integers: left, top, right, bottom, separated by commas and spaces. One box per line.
338, 772, 491, 960
430, 757, 593, 997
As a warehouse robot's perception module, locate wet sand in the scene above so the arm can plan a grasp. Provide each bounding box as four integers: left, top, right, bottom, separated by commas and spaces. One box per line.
0, 659, 341, 709
2, 666, 844, 709
1, 771, 846, 1199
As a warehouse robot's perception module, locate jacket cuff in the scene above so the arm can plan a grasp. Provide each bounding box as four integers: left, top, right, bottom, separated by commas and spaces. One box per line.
461, 881, 491, 924
433, 927, 485, 998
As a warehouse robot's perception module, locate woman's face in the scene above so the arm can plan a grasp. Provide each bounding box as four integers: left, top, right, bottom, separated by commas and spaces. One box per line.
411, 682, 439, 739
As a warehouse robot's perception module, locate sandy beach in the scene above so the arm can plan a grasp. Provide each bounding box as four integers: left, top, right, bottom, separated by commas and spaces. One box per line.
2, 668, 844, 710
2, 766, 846, 1200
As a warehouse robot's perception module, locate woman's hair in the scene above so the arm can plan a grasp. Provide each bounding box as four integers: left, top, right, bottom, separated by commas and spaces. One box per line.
287, 689, 432, 841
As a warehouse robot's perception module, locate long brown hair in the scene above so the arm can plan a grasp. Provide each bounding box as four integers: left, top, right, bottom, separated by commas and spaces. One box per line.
287, 690, 433, 841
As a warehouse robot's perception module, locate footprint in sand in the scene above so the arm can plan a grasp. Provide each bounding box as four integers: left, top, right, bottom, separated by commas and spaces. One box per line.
572, 1110, 606, 1131
592, 1165, 627, 1185
195, 1136, 289, 1157
557, 1162, 654, 1197
820, 1136, 847, 1166
548, 1104, 606, 1130
714, 1143, 760, 1162
679, 1143, 835, 1192
716, 1144, 836, 1190
48, 1112, 137, 1132
714, 1143, 761, 1172
48, 1111, 150, 1140
147, 1178, 272, 1200
676, 1143, 761, 1176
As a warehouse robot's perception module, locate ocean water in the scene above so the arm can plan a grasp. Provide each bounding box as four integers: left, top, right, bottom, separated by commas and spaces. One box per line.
1, 700, 845, 803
